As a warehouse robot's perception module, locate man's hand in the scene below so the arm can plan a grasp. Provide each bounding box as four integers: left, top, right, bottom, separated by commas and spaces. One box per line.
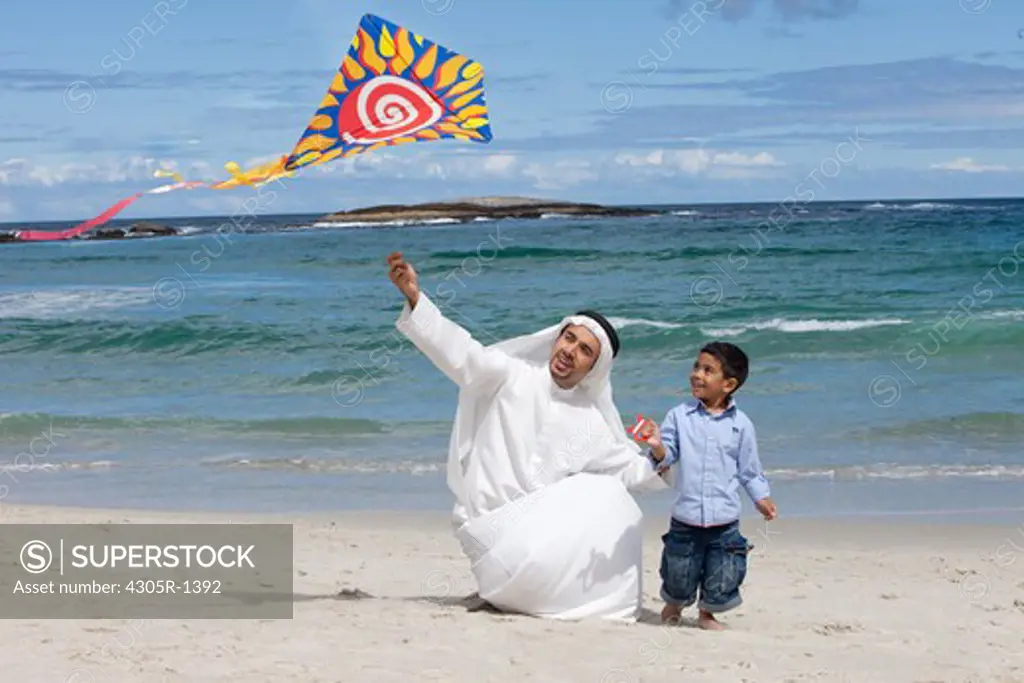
387, 251, 420, 308
755, 496, 778, 521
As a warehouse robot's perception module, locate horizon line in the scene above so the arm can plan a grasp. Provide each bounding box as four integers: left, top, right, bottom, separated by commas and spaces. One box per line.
2, 193, 1022, 228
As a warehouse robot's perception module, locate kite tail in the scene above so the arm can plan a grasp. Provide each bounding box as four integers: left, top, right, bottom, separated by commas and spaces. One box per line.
14, 179, 207, 242
12, 158, 286, 241
16, 193, 148, 241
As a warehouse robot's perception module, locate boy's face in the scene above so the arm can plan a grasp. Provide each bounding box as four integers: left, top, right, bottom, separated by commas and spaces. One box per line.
690, 352, 738, 404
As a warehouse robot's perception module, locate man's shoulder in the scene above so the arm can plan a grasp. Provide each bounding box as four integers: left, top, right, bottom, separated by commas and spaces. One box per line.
488, 357, 554, 394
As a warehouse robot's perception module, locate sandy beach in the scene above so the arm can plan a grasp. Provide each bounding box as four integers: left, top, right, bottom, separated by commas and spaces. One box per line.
2, 503, 1022, 683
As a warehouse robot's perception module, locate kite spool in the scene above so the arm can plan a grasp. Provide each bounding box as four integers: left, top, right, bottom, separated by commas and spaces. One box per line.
627, 414, 652, 441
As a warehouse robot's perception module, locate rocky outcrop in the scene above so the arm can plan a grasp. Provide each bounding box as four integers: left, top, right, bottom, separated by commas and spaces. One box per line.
317, 196, 662, 224
84, 223, 179, 240
0, 222, 180, 242
92, 228, 127, 239
128, 222, 177, 237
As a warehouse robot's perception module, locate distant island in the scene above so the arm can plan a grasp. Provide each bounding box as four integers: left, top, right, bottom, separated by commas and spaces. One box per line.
315, 196, 662, 224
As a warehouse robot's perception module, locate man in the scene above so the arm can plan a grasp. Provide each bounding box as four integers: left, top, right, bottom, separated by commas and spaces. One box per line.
387, 251, 668, 621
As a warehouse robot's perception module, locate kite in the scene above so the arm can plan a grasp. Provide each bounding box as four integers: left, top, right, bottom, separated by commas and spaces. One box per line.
15, 13, 492, 241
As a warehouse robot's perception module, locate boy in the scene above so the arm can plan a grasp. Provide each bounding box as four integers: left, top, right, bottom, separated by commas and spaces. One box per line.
636, 341, 777, 630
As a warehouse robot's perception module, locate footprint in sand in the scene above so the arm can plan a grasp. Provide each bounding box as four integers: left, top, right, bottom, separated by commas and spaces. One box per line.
216, 645, 239, 662
334, 588, 374, 600
812, 622, 863, 636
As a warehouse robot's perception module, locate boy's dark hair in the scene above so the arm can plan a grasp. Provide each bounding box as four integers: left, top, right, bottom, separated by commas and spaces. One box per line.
700, 341, 749, 393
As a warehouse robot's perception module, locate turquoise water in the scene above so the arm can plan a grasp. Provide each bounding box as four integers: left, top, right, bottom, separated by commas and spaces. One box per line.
2, 198, 1023, 521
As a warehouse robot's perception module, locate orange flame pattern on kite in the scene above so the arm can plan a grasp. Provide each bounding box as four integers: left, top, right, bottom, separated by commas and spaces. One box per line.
281, 13, 492, 174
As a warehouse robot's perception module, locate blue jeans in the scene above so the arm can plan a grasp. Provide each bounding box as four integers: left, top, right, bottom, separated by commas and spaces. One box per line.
659, 517, 752, 613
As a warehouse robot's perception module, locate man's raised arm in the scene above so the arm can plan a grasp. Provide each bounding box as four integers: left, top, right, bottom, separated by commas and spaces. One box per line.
388, 251, 511, 390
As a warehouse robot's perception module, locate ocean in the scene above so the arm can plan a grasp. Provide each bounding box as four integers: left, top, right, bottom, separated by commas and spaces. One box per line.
2, 198, 1023, 523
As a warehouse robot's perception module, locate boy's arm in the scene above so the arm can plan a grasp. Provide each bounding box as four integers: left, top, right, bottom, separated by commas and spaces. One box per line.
652, 409, 681, 472
736, 421, 771, 502
395, 292, 512, 391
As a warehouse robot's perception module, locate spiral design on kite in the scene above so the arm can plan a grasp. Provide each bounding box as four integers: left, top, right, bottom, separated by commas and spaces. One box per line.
339, 75, 444, 145
374, 94, 419, 129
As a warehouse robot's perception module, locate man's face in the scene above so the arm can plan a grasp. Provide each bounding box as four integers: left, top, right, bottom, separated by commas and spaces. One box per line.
549, 324, 600, 388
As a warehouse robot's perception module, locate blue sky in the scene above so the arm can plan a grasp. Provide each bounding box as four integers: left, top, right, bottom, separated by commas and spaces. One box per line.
2, 0, 1024, 223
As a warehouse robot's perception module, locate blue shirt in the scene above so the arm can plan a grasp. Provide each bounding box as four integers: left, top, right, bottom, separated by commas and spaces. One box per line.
652, 398, 770, 527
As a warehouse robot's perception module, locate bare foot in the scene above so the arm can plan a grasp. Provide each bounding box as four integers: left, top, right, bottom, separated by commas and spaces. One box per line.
661, 604, 683, 625
697, 609, 725, 630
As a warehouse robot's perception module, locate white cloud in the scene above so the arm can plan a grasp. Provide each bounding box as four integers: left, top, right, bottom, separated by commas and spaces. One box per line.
929, 157, 1012, 173
306, 150, 521, 182
0, 156, 213, 187
0, 146, 789, 201
309, 149, 588, 190
480, 153, 518, 175
616, 149, 708, 173
424, 152, 520, 179
523, 159, 598, 190
713, 151, 784, 168
614, 148, 784, 179
0, 198, 14, 218
0, 159, 28, 185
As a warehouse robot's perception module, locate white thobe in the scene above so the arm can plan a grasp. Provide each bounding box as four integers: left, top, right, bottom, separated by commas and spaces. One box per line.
396, 292, 662, 621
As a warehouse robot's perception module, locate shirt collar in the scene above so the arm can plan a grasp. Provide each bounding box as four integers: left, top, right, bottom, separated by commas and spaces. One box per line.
685, 397, 737, 416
